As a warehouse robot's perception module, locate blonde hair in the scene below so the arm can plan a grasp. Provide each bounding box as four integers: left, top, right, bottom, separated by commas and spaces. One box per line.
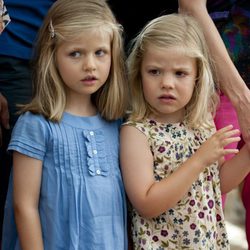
22, 0, 128, 122
127, 13, 219, 128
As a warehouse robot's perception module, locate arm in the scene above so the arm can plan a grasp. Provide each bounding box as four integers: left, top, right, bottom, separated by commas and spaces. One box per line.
120, 124, 239, 218
178, 0, 250, 151
13, 152, 44, 250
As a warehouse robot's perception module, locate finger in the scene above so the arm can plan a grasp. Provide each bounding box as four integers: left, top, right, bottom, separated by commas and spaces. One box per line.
223, 148, 239, 156
216, 124, 234, 134
222, 136, 241, 147
214, 127, 240, 142
221, 129, 241, 139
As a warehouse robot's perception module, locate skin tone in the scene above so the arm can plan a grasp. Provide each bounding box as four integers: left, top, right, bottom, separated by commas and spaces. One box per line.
178, 0, 250, 152
13, 29, 112, 250
56, 30, 111, 116
120, 45, 250, 219
141, 46, 196, 123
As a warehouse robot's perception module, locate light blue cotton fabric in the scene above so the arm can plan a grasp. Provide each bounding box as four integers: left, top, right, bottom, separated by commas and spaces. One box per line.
2, 111, 127, 250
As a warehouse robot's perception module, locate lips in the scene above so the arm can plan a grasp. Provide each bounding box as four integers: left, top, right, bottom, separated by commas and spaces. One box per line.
83, 75, 97, 81
159, 94, 176, 100
80, 75, 98, 86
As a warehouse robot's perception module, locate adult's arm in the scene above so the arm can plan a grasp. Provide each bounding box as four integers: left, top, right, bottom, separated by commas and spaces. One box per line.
178, 0, 250, 151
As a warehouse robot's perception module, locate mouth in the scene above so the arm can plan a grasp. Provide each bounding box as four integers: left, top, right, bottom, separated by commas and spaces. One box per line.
80, 75, 98, 86
159, 94, 176, 101
83, 75, 97, 81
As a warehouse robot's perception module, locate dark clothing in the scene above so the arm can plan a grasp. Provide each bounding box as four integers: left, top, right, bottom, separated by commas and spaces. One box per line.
0, 0, 56, 243
0, 0, 55, 59
0, 57, 32, 128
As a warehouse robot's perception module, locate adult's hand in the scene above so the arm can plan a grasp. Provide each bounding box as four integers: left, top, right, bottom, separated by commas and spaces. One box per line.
0, 92, 10, 144
178, 0, 207, 15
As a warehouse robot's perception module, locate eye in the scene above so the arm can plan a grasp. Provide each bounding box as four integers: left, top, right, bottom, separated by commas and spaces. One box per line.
175, 71, 186, 77
95, 49, 106, 57
69, 51, 81, 58
148, 69, 161, 76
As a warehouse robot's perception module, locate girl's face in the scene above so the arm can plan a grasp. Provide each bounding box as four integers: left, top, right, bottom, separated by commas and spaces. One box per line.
56, 29, 112, 105
141, 45, 197, 123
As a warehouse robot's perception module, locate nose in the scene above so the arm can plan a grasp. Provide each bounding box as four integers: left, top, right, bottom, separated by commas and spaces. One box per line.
160, 73, 175, 89
83, 54, 96, 72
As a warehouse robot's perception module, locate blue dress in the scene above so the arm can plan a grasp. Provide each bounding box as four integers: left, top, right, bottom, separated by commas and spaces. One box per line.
2, 112, 128, 250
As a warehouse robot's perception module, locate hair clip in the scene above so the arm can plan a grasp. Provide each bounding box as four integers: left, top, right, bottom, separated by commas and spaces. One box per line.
49, 20, 55, 38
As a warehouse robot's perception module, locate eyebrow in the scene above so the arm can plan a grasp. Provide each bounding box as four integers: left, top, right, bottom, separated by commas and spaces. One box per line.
67, 44, 110, 51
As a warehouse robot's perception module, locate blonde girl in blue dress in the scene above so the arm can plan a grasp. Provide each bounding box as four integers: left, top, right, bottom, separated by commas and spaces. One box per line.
120, 13, 250, 249
2, 0, 128, 249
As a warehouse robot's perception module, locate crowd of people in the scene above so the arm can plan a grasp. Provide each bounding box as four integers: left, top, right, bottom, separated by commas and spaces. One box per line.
0, 0, 250, 249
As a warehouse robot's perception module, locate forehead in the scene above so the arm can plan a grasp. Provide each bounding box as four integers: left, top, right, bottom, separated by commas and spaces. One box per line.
142, 45, 197, 67
59, 29, 112, 48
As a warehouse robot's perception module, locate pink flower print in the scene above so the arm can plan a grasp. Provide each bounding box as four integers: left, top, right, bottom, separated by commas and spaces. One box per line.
216, 214, 222, 221
152, 236, 159, 242
158, 146, 165, 153
189, 199, 195, 206
161, 230, 168, 237
198, 211, 205, 219
208, 200, 214, 209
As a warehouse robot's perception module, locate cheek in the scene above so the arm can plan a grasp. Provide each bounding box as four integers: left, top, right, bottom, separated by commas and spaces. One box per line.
142, 82, 155, 103
57, 62, 76, 84
57, 64, 69, 81
103, 59, 112, 75
142, 77, 156, 92
104, 62, 111, 76
182, 84, 195, 102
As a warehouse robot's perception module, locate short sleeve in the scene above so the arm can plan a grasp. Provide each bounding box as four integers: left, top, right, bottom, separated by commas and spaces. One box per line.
8, 112, 49, 161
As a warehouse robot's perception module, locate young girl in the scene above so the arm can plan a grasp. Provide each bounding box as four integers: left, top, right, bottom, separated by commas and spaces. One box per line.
1, 0, 128, 249
120, 13, 250, 249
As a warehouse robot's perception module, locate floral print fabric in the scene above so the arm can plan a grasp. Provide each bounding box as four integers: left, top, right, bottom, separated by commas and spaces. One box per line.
125, 119, 229, 249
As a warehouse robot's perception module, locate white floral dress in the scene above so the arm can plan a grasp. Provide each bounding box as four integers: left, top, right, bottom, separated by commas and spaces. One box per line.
124, 119, 229, 250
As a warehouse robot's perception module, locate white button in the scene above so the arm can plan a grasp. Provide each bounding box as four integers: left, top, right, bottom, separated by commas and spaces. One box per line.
90, 131, 94, 136
93, 150, 97, 154
96, 169, 101, 175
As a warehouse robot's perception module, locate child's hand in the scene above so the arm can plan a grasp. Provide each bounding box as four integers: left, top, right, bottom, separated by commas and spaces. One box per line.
196, 125, 240, 167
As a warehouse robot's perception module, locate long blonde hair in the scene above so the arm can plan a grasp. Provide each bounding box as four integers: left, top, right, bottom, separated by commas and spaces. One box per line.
22, 0, 128, 122
127, 13, 219, 128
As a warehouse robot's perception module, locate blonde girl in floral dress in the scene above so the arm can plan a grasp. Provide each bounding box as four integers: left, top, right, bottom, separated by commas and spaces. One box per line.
120, 13, 250, 249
